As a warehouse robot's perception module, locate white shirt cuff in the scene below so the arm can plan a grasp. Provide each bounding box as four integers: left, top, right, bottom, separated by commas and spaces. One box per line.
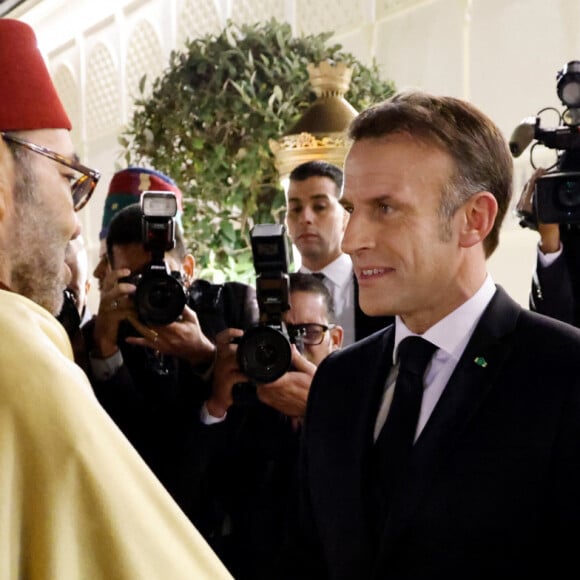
199, 401, 227, 425
89, 349, 124, 381
538, 242, 563, 267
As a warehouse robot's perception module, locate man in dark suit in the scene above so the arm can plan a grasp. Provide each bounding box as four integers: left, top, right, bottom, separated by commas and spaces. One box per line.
517, 167, 580, 326
287, 90, 580, 579
84, 202, 258, 537
202, 273, 343, 579
285, 160, 392, 344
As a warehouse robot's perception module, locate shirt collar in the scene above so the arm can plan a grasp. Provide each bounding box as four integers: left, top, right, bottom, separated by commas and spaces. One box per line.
301, 253, 352, 288
393, 274, 496, 364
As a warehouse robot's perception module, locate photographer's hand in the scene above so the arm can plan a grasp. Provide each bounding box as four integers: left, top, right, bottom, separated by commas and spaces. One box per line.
205, 328, 247, 418
517, 168, 561, 253
125, 305, 216, 367
93, 268, 137, 358
257, 346, 316, 418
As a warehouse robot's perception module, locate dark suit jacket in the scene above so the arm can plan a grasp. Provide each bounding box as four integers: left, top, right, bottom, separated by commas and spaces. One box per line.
531, 225, 580, 327
84, 279, 258, 535
289, 286, 580, 579
205, 402, 300, 580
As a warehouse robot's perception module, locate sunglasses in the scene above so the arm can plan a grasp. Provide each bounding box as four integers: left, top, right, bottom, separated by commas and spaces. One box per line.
286, 323, 336, 346
1, 132, 100, 211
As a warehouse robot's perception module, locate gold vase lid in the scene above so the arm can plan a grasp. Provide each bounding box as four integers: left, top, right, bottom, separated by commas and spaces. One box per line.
269, 60, 358, 181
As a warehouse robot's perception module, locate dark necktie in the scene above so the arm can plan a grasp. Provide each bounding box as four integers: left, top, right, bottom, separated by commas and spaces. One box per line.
372, 336, 437, 525
311, 272, 326, 281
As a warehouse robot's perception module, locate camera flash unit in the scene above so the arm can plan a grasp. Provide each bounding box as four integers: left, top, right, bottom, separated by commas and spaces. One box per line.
141, 191, 178, 217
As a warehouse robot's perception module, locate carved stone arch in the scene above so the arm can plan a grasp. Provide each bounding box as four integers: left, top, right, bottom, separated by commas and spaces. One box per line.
230, 0, 285, 26
125, 19, 164, 111
176, 0, 222, 47
296, 0, 366, 35
52, 63, 82, 151
86, 42, 121, 137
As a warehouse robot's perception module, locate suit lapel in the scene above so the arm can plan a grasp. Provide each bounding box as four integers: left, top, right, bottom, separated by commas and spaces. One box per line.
350, 328, 395, 521
372, 287, 522, 574
319, 327, 394, 569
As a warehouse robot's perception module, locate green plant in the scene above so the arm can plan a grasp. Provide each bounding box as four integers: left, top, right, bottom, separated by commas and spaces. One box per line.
121, 19, 395, 282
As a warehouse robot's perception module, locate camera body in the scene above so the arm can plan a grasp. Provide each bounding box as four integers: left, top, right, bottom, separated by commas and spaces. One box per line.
123, 191, 187, 325
57, 288, 81, 338
512, 61, 580, 226
235, 223, 294, 385
534, 168, 580, 224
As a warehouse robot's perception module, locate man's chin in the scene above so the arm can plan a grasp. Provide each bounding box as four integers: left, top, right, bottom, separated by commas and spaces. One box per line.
296, 245, 322, 261
36, 278, 67, 316
45, 289, 66, 317
359, 297, 393, 318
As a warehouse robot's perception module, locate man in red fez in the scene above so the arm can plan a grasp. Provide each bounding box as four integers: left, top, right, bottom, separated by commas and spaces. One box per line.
0, 19, 231, 579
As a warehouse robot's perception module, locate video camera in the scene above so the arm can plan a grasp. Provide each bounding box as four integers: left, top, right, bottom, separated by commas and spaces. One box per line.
121, 191, 187, 325
512, 61, 580, 227
234, 223, 295, 389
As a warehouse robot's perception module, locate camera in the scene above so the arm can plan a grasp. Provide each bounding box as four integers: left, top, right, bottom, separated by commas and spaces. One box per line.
57, 288, 81, 338
512, 61, 580, 226
121, 191, 187, 325
235, 223, 294, 385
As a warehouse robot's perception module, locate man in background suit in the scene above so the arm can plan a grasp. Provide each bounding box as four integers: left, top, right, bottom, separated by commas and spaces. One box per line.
288, 91, 580, 579
203, 273, 343, 579
516, 167, 580, 327
85, 202, 257, 533
285, 160, 392, 344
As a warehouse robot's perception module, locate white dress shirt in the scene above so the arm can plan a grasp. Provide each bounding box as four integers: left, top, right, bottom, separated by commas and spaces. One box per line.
374, 274, 497, 441
300, 253, 356, 345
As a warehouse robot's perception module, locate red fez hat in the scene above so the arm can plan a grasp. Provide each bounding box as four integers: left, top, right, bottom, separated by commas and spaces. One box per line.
100, 167, 184, 240
0, 19, 71, 131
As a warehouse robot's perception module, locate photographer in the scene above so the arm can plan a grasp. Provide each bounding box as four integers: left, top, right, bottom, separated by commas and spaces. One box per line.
512, 62, 580, 327
517, 167, 580, 325
84, 201, 258, 536
202, 272, 343, 579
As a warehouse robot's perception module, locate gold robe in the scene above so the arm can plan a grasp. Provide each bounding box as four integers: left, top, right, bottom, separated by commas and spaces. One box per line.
0, 289, 232, 579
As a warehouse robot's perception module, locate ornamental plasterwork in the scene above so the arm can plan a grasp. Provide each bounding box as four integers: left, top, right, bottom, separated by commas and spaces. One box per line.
86, 42, 121, 137
377, 0, 430, 19
125, 19, 165, 108
177, 0, 223, 46
296, 0, 367, 35
230, 0, 285, 25
53, 63, 82, 151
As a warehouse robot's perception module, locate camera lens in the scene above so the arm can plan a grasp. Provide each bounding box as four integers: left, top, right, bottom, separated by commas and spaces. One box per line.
236, 325, 292, 383
557, 179, 580, 208
135, 272, 187, 325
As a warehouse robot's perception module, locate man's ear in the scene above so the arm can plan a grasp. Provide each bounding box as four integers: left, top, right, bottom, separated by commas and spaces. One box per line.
329, 324, 344, 350
182, 254, 195, 283
458, 191, 498, 249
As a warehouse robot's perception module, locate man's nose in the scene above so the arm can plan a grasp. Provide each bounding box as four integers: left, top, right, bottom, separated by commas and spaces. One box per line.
93, 255, 108, 280
70, 213, 82, 241
299, 206, 316, 223
341, 213, 370, 255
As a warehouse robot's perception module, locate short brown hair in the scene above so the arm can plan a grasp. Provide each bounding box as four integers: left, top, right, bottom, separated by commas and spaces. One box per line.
289, 272, 336, 323
348, 90, 513, 257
